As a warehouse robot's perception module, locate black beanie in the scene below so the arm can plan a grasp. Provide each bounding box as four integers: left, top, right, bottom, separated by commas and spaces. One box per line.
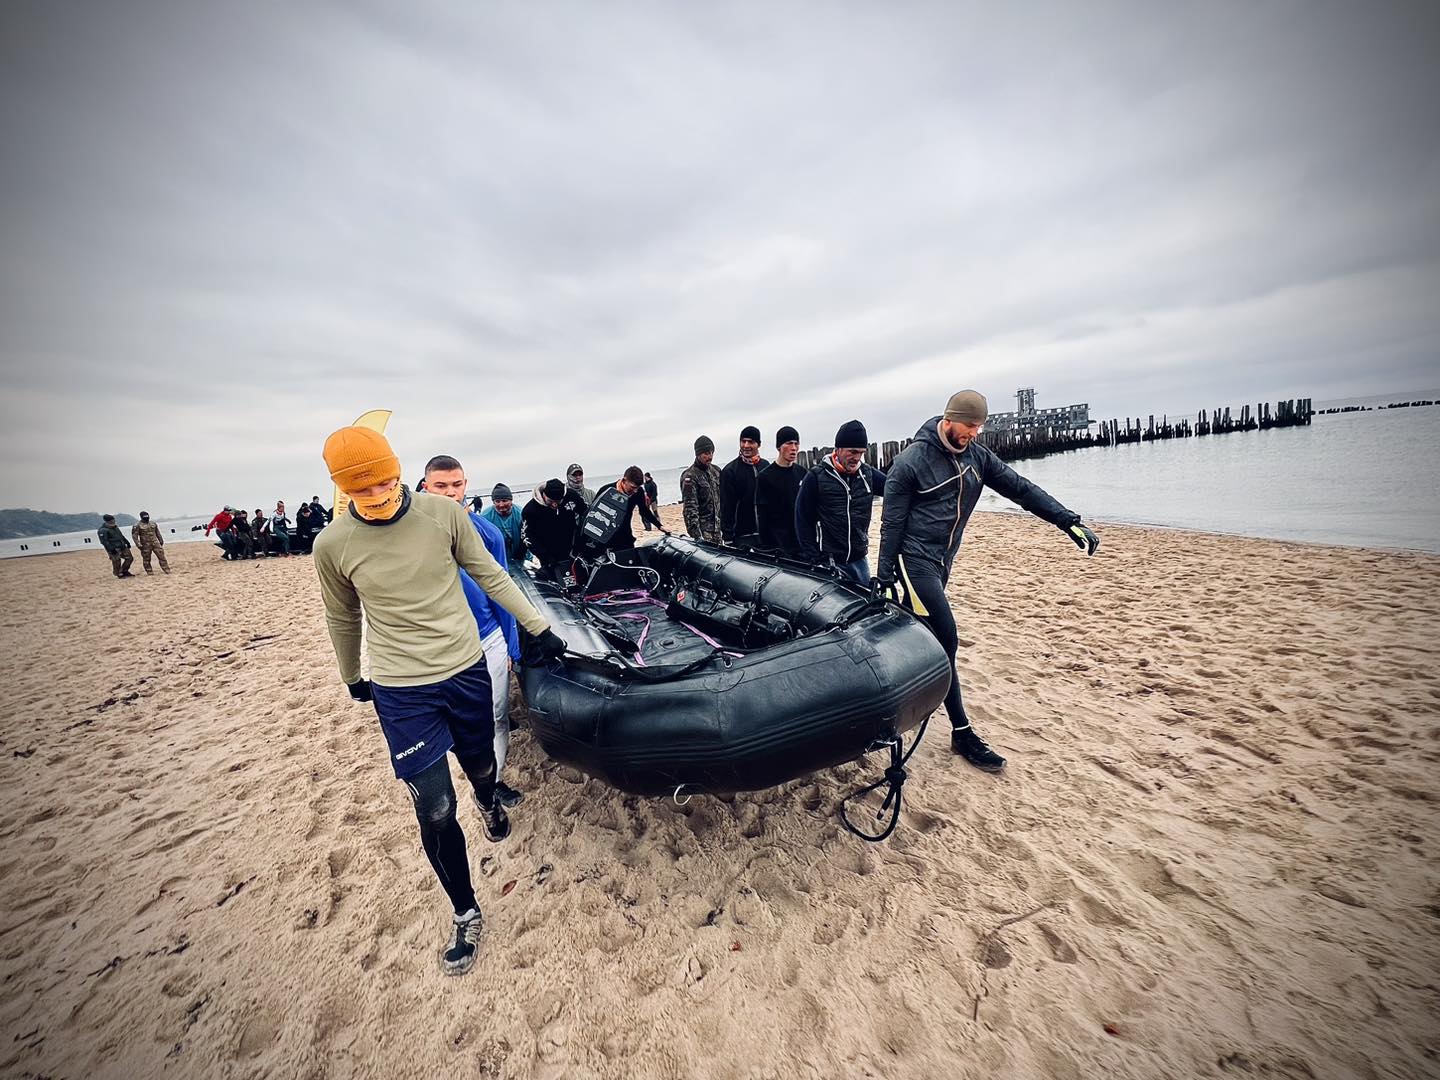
740, 425, 761, 444
834, 420, 867, 448
492, 483, 512, 501
543, 478, 565, 501
775, 425, 799, 448
695, 435, 715, 455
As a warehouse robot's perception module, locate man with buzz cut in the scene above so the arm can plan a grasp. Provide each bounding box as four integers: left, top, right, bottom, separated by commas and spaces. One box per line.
876, 390, 1099, 773
313, 427, 567, 977
424, 455, 526, 809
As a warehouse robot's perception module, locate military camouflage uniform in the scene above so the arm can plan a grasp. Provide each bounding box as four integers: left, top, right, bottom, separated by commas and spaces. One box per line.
97, 523, 134, 577
680, 460, 723, 543
131, 520, 170, 574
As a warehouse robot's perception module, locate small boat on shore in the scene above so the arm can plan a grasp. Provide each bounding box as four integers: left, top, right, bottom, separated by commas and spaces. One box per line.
510, 536, 950, 798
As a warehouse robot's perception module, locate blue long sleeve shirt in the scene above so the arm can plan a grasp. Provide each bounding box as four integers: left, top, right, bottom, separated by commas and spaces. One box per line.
461, 511, 521, 660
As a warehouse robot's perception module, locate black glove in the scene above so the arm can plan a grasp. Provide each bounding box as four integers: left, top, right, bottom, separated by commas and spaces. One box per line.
536, 628, 568, 660
872, 571, 897, 602
1066, 522, 1099, 556
347, 679, 373, 702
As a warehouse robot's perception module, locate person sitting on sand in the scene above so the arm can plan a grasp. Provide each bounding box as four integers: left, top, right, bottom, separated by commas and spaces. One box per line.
875, 390, 1100, 773
313, 426, 566, 977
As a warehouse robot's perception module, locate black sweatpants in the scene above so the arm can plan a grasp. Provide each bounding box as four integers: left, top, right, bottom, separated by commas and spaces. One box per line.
900, 555, 969, 730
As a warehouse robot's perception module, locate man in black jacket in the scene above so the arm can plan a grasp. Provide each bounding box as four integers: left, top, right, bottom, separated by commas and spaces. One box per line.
522, 478, 587, 581
795, 420, 885, 583
875, 390, 1099, 772
755, 425, 803, 558
719, 425, 769, 550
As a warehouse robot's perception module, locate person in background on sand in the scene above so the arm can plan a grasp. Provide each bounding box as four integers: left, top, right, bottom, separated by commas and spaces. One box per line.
469, 495, 483, 515
522, 478, 587, 582
314, 427, 566, 976
293, 502, 317, 554
231, 510, 256, 560
754, 425, 803, 559
720, 425, 769, 550
642, 472, 659, 528
204, 506, 236, 559
425, 456, 525, 809
565, 463, 595, 507
481, 484, 525, 565
98, 514, 135, 578
795, 420, 886, 584
130, 511, 170, 575
252, 507, 270, 556
876, 390, 1100, 773
309, 495, 330, 524
270, 502, 291, 556
577, 466, 663, 558
681, 435, 722, 543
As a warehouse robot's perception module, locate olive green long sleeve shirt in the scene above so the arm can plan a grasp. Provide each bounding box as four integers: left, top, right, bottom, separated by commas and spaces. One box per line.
313, 490, 549, 687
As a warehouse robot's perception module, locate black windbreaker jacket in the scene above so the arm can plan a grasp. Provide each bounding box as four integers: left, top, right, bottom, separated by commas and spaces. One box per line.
876, 416, 1080, 581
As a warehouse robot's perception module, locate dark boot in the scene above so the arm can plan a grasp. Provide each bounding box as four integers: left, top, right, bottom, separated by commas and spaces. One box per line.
952, 725, 1006, 772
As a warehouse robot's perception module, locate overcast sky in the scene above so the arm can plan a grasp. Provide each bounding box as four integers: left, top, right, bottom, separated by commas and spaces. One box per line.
2, 1, 1437, 515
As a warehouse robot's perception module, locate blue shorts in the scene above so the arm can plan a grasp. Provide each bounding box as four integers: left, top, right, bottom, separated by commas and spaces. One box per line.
370, 660, 495, 780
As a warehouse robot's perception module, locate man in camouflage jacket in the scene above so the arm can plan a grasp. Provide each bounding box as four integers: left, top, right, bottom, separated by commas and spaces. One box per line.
98, 515, 135, 578
681, 435, 723, 543
130, 511, 170, 574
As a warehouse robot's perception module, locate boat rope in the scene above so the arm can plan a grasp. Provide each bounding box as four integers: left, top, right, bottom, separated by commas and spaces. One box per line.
838, 715, 931, 843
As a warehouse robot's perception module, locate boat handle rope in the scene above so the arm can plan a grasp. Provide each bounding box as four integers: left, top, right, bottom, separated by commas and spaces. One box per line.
838, 715, 931, 843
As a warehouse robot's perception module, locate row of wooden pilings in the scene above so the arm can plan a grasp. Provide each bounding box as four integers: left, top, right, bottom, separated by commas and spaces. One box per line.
791, 398, 1316, 471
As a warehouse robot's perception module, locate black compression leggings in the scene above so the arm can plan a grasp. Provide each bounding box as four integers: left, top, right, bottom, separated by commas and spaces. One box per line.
404, 753, 497, 916
903, 559, 970, 730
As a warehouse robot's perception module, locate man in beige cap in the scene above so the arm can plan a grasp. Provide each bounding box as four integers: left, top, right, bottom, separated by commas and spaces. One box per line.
313, 425, 567, 976
876, 390, 1099, 772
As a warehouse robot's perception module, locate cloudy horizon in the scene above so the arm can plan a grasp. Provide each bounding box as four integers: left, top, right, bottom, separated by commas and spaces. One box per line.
2, 1, 1438, 516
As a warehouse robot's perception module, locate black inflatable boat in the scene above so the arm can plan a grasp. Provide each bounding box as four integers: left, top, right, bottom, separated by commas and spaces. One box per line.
510, 536, 950, 797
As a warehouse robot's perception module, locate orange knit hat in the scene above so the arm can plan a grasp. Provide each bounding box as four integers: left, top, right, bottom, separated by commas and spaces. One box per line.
323, 427, 402, 492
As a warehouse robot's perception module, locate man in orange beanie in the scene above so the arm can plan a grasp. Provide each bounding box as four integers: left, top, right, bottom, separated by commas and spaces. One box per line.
313, 425, 567, 976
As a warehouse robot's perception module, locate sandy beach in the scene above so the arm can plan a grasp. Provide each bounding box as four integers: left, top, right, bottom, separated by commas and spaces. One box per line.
1, 506, 1436, 1080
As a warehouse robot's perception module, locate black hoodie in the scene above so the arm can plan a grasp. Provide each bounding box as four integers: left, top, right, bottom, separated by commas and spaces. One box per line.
876, 416, 1080, 582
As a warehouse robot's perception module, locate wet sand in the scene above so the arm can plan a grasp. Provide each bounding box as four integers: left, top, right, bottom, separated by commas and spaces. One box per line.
1, 508, 1436, 1079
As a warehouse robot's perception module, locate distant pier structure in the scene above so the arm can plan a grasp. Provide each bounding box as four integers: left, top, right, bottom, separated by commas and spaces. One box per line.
985, 387, 1091, 433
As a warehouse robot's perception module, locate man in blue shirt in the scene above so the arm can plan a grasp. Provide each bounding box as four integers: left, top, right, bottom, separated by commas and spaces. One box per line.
423, 456, 524, 807
482, 484, 526, 565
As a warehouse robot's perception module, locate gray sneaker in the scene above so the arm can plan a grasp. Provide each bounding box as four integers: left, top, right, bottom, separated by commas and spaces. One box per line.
442, 908, 483, 975
475, 792, 511, 842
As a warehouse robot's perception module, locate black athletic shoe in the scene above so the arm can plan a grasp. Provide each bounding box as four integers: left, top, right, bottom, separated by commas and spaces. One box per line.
494, 781, 524, 808
442, 908, 483, 976
476, 793, 511, 842
952, 727, 1006, 772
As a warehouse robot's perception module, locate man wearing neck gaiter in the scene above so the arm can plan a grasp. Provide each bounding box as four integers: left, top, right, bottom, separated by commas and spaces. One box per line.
313, 426, 567, 976
875, 390, 1099, 773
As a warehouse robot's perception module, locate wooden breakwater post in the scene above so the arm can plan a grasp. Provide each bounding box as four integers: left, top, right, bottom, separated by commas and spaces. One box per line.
788, 397, 1312, 472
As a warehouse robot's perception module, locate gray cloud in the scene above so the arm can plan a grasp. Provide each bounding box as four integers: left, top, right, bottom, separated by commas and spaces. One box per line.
2, 0, 1438, 513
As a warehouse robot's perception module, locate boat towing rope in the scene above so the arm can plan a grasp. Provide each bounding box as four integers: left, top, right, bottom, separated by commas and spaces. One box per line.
838, 716, 931, 843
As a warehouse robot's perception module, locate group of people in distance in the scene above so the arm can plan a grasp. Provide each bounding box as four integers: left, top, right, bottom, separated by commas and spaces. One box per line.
310, 387, 1102, 977
203, 498, 331, 559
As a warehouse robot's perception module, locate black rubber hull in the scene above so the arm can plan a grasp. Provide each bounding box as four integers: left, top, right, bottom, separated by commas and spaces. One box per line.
513, 538, 951, 796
